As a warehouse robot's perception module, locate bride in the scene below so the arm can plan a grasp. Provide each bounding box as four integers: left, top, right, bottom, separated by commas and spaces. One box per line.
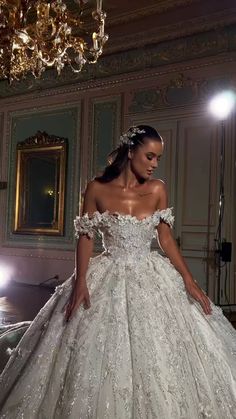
0, 125, 236, 418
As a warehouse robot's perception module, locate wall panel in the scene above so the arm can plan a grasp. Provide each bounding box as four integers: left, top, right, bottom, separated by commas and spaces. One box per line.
4, 106, 80, 250
89, 95, 121, 178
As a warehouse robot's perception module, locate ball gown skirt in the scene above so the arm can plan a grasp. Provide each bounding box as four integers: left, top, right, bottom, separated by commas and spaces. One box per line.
0, 208, 236, 418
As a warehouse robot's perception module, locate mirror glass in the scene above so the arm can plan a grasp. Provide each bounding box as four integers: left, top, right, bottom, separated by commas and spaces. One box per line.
14, 131, 67, 236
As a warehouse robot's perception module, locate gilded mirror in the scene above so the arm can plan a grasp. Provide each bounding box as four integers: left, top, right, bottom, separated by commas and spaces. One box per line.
14, 131, 67, 235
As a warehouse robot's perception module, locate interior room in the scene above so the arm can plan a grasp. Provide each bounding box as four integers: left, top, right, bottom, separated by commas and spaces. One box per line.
0, 0, 236, 406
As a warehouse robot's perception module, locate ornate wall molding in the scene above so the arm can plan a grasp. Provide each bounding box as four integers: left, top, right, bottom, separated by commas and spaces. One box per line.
0, 24, 235, 100
0, 54, 235, 112
89, 96, 121, 178
128, 73, 236, 113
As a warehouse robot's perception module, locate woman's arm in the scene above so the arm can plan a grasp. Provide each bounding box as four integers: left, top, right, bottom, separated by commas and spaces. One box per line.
156, 181, 212, 315
65, 180, 97, 321
75, 180, 98, 283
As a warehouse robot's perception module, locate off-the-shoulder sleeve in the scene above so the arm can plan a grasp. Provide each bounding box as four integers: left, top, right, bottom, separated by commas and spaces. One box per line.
159, 207, 175, 228
74, 213, 97, 239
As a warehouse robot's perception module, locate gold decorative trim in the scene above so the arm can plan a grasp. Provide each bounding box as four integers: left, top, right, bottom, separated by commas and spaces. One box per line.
14, 131, 67, 236
17, 130, 67, 148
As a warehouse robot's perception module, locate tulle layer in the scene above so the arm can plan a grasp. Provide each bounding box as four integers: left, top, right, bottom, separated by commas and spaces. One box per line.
0, 252, 236, 419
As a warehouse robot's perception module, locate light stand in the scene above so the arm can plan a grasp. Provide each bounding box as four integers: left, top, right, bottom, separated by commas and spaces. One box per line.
216, 120, 225, 305
208, 90, 235, 306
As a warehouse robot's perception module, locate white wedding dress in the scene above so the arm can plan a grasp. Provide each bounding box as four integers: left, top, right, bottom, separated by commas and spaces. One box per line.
0, 208, 236, 419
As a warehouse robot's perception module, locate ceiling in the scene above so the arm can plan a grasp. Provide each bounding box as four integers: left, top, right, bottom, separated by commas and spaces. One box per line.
70, 0, 236, 55
0, 0, 235, 94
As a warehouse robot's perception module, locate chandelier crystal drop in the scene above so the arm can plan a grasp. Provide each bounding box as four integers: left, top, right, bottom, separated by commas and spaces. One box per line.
0, 0, 108, 82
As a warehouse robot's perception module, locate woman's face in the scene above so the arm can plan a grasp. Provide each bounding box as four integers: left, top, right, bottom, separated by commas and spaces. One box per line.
129, 138, 164, 179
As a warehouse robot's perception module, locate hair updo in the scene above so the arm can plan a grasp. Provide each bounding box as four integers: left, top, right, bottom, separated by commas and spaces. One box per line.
94, 125, 163, 183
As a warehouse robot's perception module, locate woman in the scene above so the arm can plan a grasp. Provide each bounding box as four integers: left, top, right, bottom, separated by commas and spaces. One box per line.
0, 125, 236, 418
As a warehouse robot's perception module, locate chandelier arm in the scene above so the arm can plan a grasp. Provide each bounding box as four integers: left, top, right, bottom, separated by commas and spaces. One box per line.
0, 0, 108, 81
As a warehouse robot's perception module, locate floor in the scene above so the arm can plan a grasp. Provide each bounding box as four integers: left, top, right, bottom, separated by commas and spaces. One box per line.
0, 281, 53, 325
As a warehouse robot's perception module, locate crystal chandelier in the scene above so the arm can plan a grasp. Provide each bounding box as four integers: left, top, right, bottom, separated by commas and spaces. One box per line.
0, 0, 108, 82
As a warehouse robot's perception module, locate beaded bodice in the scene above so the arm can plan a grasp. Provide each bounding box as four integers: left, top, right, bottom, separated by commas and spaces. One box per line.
74, 208, 174, 260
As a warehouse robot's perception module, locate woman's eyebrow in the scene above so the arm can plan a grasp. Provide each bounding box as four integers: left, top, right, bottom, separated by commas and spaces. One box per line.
147, 152, 162, 157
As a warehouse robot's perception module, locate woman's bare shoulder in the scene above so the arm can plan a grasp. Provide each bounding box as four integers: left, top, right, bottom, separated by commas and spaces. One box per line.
148, 179, 168, 208
149, 178, 166, 191
83, 178, 102, 192
81, 179, 103, 214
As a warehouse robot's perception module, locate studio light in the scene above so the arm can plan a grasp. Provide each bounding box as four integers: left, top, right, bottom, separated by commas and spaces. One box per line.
209, 90, 236, 121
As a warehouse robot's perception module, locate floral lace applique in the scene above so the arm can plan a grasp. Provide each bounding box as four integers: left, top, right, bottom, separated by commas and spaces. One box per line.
74, 207, 174, 240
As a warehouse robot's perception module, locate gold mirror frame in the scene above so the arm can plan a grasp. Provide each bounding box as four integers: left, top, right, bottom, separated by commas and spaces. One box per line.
13, 131, 67, 236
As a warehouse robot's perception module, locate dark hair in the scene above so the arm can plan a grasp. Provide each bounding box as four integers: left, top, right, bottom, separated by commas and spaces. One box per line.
94, 125, 163, 183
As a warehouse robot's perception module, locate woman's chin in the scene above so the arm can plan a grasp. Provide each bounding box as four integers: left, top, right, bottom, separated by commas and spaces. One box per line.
140, 174, 151, 182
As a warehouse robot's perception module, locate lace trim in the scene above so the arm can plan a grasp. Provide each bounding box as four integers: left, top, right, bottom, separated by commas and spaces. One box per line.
74, 215, 97, 239
74, 207, 174, 238
158, 207, 175, 228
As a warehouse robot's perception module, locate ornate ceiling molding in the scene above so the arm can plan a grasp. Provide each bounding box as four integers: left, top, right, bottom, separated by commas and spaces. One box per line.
67, 0, 197, 25
105, 9, 236, 55
0, 25, 236, 100
1, 54, 236, 107
105, 0, 197, 27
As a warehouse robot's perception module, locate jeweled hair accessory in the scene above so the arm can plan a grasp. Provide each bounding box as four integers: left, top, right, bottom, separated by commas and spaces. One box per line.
119, 126, 145, 147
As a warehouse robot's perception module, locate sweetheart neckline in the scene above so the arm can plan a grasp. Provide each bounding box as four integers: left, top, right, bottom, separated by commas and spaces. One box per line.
83, 207, 173, 223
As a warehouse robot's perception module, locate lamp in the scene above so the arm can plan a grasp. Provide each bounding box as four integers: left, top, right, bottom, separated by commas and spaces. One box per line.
0, 0, 108, 82
208, 90, 236, 305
